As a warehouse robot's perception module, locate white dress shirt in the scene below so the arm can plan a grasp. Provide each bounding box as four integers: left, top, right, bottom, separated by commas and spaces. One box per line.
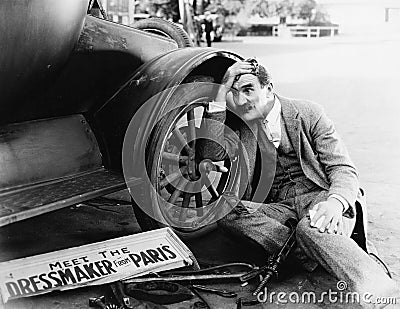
262, 95, 282, 148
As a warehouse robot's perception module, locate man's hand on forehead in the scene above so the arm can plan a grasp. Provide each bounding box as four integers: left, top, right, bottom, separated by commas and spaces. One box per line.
221, 61, 257, 88
215, 60, 260, 105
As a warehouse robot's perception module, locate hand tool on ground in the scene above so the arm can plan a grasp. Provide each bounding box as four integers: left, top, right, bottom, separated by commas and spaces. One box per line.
192, 301, 209, 309
236, 296, 260, 308
89, 296, 107, 309
236, 297, 242, 309
187, 289, 210, 309
123, 262, 255, 284
240, 218, 298, 296
124, 281, 194, 305
240, 298, 260, 306
124, 272, 247, 283
109, 281, 133, 309
191, 284, 237, 298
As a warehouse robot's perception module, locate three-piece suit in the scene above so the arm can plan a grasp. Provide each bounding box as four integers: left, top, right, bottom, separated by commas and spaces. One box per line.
199, 94, 398, 306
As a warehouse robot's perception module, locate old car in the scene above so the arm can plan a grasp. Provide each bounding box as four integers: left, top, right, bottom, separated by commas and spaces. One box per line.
0, 0, 246, 243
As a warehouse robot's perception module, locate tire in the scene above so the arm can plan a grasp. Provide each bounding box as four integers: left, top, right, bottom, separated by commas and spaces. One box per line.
131, 17, 193, 48
131, 79, 244, 240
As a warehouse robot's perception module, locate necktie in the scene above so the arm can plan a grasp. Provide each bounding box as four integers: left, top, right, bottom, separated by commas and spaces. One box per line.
250, 120, 277, 203
258, 120, 276, 152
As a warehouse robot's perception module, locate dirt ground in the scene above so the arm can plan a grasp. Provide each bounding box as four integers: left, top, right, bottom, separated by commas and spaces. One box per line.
1, 31, 400, 308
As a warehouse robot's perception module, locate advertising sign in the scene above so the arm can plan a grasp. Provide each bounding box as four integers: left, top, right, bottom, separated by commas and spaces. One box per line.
0, 228, 193, 303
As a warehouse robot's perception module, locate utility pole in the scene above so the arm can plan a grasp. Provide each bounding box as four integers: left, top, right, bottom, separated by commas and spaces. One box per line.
101, 0, 108, 12
128, 0, 135, 24
178, 0, 185, 22
195, 0, 203, 15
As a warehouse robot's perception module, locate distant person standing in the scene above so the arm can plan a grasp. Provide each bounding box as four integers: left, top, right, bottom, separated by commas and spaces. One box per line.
204, 11, 213, 47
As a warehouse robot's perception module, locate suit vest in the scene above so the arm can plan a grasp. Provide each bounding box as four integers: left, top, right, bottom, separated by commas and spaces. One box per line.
267, 118, 319, 203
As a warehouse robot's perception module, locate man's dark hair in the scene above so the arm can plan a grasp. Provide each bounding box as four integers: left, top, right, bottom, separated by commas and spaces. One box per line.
244, 58, 272, 87
258, 64, 272, 87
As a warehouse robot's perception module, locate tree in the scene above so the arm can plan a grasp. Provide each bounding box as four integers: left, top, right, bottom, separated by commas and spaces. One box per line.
273, 0, 296, 24
298, 0, 316, 23
205, 0, 243, 16
203, 0, 329, 26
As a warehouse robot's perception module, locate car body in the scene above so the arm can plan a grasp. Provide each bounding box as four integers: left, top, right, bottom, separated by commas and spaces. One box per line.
0, 0, 239, 228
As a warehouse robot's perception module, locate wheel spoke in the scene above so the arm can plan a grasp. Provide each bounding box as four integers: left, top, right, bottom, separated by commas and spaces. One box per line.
168, 188, 181, 205
179, 192, 192, 221
162, 152, 188, 164
187, 108, 195, 122
214, 164, 228, 173
203, 175, 220, 200
195, 192, 203, 216
172, 128, 193, 156
199, 159, 227, 174
159, 167, 187, 189
201, 105, 206, 120
182, 191, 192, 208
168, 177, 188, 204
187, 109, 196, 148
144, 98, 241, 235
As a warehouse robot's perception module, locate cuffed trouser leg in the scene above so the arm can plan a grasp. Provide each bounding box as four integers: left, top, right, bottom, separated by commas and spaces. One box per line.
296, 216, 399, 308
219, 190, 399, 308
218, 202, 297, 255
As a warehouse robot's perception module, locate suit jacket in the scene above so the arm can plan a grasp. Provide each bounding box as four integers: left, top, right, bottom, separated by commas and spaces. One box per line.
200, 95, 368, 249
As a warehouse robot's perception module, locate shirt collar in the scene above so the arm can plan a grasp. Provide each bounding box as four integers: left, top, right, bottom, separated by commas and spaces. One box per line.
265, 95, 281, 124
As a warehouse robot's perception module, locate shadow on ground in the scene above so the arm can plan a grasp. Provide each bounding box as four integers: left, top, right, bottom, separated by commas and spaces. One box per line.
0, 196, 363, 309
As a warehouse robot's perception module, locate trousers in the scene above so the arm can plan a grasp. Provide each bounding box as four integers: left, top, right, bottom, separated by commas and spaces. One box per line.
218, 187, 399, 308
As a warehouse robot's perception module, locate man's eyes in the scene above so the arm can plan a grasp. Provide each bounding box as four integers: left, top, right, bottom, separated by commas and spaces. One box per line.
243, 88, 253, 94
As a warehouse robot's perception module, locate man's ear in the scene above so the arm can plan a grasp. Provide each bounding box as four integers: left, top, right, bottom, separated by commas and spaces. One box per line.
265, 82, 274, 99
226, 91, 234, 106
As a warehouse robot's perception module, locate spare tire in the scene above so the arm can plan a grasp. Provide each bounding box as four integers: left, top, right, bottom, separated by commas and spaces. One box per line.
132, 17, 193, 48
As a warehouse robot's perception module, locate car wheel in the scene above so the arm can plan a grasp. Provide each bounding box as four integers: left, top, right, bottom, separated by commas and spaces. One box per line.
131, 80, 244, 240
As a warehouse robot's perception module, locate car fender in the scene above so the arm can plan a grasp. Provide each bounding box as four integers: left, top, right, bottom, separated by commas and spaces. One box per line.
93, 47, 242, 174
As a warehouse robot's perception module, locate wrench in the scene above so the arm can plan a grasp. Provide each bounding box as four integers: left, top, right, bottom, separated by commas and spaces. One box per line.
89, 296, 107, 309
191, 284, 237, 298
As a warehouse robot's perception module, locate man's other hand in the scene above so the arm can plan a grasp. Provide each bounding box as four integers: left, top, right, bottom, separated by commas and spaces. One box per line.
310, 199, 344, 234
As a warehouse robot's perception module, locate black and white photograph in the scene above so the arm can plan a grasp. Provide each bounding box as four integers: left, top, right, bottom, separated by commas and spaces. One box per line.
0, 0, 399, 308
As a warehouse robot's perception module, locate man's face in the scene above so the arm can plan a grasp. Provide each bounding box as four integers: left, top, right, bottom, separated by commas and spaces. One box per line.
227, 73, 271, 121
